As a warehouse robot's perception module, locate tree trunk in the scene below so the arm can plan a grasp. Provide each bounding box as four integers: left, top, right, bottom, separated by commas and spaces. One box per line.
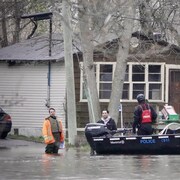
79, 1, 101, 122
62, 0, 77, 145
0, 1, 8, 47
13, 0, 21, 43
138, 0, 153, 36
108, 0, 135, 125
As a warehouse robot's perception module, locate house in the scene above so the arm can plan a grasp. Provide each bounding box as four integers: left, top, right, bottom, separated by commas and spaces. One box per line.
0, 33, 180, 136
0, 34, 79, 137
76, 34, 180, 128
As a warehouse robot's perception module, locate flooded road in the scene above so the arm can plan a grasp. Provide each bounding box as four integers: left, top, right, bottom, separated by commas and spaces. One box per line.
0, 139, 180, 180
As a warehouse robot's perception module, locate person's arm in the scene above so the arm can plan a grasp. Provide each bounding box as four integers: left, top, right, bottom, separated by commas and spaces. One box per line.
150, 106, 157, 123
132, 121, 137, 134
111, 119, 117, 130
97, 120, 103, 124
106, 118, 117, 130
42, 119, 54, 144
59, 120, 64, 142
42, 120, 48, 139
104, 119, 116, 131
133, 106, 141, 134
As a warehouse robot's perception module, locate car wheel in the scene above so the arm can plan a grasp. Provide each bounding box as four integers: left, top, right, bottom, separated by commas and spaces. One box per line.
0, 132, 8, 139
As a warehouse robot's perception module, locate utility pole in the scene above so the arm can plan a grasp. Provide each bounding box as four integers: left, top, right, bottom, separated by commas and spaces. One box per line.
62, 0, 77, 145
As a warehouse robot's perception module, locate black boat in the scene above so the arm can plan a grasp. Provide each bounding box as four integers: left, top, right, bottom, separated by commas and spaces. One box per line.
85, 122, 180, 155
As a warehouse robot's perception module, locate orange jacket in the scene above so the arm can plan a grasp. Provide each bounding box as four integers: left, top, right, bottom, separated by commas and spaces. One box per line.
42, 117, 64, 144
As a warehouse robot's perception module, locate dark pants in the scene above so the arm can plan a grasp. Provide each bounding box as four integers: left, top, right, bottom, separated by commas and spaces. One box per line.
137, 123, 154, 135
45, 142, 60, 154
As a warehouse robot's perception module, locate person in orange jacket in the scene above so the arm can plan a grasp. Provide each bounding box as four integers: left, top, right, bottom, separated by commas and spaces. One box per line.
42, 107, 64, 154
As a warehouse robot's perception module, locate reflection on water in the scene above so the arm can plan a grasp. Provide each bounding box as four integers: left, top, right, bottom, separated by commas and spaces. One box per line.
0, 143, 180, 180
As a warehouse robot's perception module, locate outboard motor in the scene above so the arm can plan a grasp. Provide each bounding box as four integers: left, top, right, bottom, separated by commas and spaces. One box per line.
85, 123, 109, 137
85, 123, 110, 151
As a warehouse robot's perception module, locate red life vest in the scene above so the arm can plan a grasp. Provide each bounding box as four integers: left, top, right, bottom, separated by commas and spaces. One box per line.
140, 104, 152, 123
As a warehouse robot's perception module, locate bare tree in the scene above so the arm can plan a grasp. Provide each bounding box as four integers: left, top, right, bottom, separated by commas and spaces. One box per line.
0, 0, 51, 47
76, 0, 180, 124
1, 0, 180, 126
78, 0, 101, 122
77, 0, 137, 123
0, 0, 8, 47
62, 0, 77, 145
137, 0, 180, 45
108, 0, 136, 124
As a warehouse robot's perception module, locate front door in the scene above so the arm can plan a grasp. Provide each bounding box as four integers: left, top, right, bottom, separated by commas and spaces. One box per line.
169, 70, 180, 114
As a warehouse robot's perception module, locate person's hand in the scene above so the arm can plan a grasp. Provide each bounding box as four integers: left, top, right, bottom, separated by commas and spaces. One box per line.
59, 141, 65, 149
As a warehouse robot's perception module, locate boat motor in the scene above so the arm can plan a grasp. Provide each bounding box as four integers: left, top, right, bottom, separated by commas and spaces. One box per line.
85, 123, 110, 151
85, 123, 109, 137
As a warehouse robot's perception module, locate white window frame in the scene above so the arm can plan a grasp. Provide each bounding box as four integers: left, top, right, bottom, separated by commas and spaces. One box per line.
80, 62, 165, 102
128, 62, 165, 102
80, 62, 116, 102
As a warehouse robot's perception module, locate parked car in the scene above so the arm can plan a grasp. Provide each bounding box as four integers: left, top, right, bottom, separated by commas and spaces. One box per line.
0, 107, 12, 139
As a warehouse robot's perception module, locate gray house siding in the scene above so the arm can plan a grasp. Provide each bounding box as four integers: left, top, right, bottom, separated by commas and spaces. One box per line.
50, 62, 66, 125
0, 61, 66, 137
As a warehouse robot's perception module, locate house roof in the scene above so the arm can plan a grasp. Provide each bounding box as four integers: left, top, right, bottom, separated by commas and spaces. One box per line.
132, 31, 180, 53
0, 34, 80, 61
1, 31, 179, 62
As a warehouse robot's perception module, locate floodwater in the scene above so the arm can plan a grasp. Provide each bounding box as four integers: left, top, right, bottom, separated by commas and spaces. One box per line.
0, 139, 180, 180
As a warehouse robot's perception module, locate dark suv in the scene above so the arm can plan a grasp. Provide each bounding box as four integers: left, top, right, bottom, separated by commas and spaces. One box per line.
0, 108, 12, 139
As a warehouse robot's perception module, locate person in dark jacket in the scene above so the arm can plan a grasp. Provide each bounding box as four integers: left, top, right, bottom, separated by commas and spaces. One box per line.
132, 94, 157, 135
97, 109, 117, 130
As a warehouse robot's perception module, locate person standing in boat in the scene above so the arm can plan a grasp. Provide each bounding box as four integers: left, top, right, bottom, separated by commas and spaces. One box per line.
132, 94, 157, 135
97, 109, 117, 130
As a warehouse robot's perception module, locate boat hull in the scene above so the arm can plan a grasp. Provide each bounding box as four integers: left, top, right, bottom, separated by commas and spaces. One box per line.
85, 123, 180, 155
93, 134, 180, 155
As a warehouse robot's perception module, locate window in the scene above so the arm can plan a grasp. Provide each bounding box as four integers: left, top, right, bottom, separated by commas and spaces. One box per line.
80, 62, 165, 102
130, 63, 164, 101
132, 65, 145, 81
99, 64, 113, 99
122, 65, 129, 99
122, 84, 129, 99
148, 65, 162, 100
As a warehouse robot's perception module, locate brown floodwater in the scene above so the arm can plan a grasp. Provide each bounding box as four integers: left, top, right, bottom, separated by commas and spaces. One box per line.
0, 139, 180, 180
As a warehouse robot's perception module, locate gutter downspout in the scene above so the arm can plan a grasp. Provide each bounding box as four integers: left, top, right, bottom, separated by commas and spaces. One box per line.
46, 61, 51, 108
47, 15, 52, 108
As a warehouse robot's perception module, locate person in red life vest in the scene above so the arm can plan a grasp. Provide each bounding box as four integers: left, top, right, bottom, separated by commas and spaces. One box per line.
132, 94, 157, 135
97, 109, 117, 130
42, 108, 64, 154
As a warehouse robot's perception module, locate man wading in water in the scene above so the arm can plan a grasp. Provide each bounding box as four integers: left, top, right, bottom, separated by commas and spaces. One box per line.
42, 108, 64, 154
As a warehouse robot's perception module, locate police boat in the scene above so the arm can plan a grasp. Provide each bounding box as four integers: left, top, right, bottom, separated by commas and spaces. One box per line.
85, 122, 180, 155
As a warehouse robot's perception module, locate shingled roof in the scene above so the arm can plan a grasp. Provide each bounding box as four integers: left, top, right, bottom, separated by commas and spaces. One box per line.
1, 31, 179, 62
0, 34, 80, 61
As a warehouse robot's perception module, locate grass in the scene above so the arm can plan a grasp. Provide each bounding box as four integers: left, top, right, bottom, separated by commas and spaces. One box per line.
7, 134, 44, 143
7, 134, 90, 152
